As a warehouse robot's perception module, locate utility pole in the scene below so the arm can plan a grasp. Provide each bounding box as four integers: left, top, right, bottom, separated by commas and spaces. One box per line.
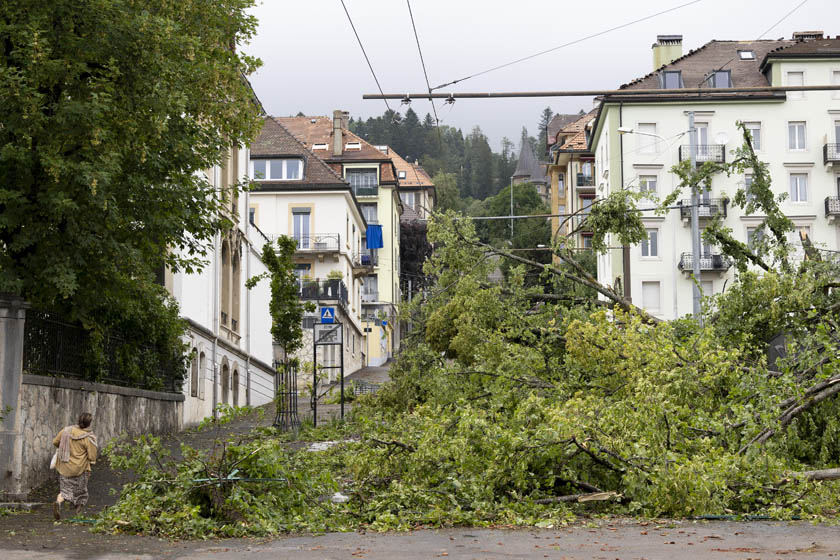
687, 111, 702, 323
509, 176, 514, 239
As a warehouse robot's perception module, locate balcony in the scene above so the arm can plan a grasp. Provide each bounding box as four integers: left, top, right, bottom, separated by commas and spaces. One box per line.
678, 252, 733, 274
353, 250, 377, 272
295, 233, 340, 252
576, 173, 595, 190
679, 198, 728, 222
353, 185, 379, 197
361, 291, 379, 303
826, 196, 840, 222
824, 144, 840, 165
299, 279, 348, 306
679, 144, 725, 164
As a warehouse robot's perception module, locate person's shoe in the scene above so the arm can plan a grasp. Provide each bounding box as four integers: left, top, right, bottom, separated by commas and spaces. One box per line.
72, 504, 84, 517
53, 501, 61, 521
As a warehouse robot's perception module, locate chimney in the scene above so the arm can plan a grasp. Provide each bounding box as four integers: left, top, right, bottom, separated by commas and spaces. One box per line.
341, 111, 350, 129
652, 35, 683, 70
792, 30, 823, 41
333, 110, 343, 156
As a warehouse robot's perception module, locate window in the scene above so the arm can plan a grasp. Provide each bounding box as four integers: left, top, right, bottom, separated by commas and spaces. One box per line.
701, 280, 714, 296
360, 203, 378, 223
747, 226, 765, 247
788, 122, 806, 150
400, 192, 416, 209
252, 158, 303, 180
346, 169, 378, 189
639, 175, 658, 196
580, 196, 595, 214
834, 71, 840, 99
745, 174, 755, 204
398, 170, 406, 179
294, 264, 311, 290
641, 281, 661, 313
789, 173, 808, 202
292, 208, 311, 246
641, 228, 659, 258
738, 50, 755, 60
710, 70, 732, 88
786, 71, 804, 99
638, 123, 658, 154
745, 122, 761, 150
581, 235, 593, 249
312, 143, 328, 150
248, 206, 256, 226
662, 70, 682, 89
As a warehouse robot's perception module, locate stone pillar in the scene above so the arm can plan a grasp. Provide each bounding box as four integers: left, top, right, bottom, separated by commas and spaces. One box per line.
0, 295, 29, 500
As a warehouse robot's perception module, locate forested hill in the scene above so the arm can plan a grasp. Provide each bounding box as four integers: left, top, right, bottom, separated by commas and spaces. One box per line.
348, 107, 554, 207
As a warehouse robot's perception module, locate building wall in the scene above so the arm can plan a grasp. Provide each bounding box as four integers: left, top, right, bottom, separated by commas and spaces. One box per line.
593, 74, 840, 319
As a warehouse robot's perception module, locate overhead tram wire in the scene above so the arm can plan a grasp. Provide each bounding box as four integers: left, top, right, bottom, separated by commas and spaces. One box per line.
757, 0, 811, 40
405, 0, 445, 151
339, 0, 394, 117
430, 0, 703, 91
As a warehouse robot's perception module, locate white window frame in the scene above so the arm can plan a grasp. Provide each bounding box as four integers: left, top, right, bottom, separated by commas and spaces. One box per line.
833, 69, 840, 99
787, 121, 807, 151
640, 227, 660, 259
786, 70, 805, 100
641, 281, 661, 313
789, 172, 809, 203
744, 122, 762, 151
639, 175, 658, 198
637, 123, 659, 155
251, 158, 304, 181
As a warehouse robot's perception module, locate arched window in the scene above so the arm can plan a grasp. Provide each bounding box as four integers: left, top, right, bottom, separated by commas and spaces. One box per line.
198, 351, 206, 400
221, 362, 230, 405
231, 249, 241, 333
189, 348, 199, 397
232, 368, 240, 407
221, 240, 231, 327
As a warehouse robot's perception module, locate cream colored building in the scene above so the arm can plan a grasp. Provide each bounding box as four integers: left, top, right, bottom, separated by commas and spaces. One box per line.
589, 33, 840, 320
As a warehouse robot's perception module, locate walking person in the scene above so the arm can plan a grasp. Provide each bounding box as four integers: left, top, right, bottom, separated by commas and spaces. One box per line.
52, 412, 98, 519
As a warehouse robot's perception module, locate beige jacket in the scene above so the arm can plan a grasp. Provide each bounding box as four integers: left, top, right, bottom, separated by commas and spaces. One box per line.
52, 427, 98, 477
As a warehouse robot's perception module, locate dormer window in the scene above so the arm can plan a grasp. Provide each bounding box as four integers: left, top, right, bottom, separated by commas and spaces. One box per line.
398, 171, 406, 179
737, 50, 755, 60
709, 70, 732, 88
312, 143, 328, 150
252, 158, 303, 180
345, 142, 362, 150
661, 70, 683, 89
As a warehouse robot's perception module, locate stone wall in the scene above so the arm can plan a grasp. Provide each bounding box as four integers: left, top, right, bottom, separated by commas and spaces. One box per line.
15, 375, 183, 498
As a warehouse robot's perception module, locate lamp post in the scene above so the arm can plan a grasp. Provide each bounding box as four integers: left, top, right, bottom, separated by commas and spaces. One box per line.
509, 175, 514, 239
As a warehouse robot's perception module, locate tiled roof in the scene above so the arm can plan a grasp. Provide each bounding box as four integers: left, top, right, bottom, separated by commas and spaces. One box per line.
612, 39, 792, 100
389, 148, 434, 189
557, 109, 598, 152
250, 117, 348, 187
759, 37, 840, 68
400, 204, 423, 222
548, 111, 585, 144
277, 116, 392, 162
513, 139, 548, 184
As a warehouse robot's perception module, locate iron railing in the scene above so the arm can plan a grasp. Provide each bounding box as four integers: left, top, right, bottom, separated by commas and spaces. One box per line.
295, 233, 340, 251
824, 144, 840, 165
299, 279, 349, 305
23, 309, 184, 393
826, 196, 840, 217
678, 252, 733, 272
679, 198, 728, 219
576, 173, 595, 187
353, 185, 379, 197
273, 361, 300, 430
361, 291, 379, 303
679, 144, 725, 163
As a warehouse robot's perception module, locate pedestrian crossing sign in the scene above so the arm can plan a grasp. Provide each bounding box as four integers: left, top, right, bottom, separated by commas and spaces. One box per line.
320, 307, 335, 324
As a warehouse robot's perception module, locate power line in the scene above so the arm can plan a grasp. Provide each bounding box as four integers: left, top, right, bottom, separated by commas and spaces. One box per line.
757, 0, 811, 40
405, 0, 444, 151
339, 0, 394, 116
431, 0, 703, 91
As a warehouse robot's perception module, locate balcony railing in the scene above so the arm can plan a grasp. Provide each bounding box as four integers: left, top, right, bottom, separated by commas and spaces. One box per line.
353, 185, 379, 197
361, 291, 379, 303
826, 196, 840, 218
679, 144, 725, 163
678, 252, 733, 273
354, 249, 378, 267
576, 173, 595, 187
299, 279, 348, 306
824, 144, 840, 165
294, 233, 340, 251
679, 198, 728, 220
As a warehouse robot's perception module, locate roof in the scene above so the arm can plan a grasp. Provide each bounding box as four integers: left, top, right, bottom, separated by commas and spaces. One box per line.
760, 36, 840, 70
611, 39, 793, 101
277, 116, 392, 163
399, 204, 424, 222
250, 116, 348, 188
556, 109, 598, 152
389, 148, 434, 189
547, 111, 585, 145
512, 139, 548, 184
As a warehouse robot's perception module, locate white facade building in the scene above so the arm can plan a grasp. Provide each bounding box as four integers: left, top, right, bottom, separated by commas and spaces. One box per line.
590, 33, 840, 320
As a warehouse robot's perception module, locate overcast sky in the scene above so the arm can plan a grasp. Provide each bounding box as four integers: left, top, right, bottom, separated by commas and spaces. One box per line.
243, 0, 832, 151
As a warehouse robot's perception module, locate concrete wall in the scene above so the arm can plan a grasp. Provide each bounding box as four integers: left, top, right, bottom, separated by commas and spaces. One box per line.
15, 375, 183, 499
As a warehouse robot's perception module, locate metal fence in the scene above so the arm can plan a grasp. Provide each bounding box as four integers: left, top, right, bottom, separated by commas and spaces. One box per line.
23, 309, 184, 393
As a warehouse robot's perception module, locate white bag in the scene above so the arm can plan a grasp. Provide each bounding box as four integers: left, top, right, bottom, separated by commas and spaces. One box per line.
49, 451, 58, 470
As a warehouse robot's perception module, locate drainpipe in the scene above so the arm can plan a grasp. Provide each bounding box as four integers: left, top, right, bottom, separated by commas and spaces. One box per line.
244, 148, 252, 406
619, 102, 631, 301
211, 166, 220, 419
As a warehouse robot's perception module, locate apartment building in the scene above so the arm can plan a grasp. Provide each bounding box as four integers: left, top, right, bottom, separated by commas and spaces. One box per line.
276, 111, 403, 366
249, 116, 368, 377
589, 33, 840, 320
